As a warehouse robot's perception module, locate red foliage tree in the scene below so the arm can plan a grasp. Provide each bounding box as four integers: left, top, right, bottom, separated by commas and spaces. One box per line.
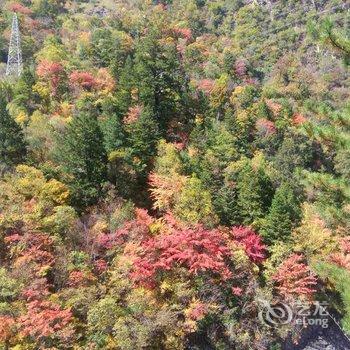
196, 79, 215, 95
0, 316, 16, 344
3, 229, 73, 344
67, 270, 96, 287
96, 208, 153, 250
293, 113, 307, 125
231, 226, 266, 264
123, 105, 143, 125
272, 254, 317, 300
173, 27, 192, 40
131, 224, 233, 287
255, 118, 276, 137
5, 232, 55, 275
8, 3, 33, 15
36, 60, 65, 96
235, 59, 247, 78
19, 300, 72, 339
69, 71, 97, 90
330, 237, 350, 271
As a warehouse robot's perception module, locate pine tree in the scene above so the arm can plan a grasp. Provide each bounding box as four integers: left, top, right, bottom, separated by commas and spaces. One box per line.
0, 86, 26, 167
57, 109, 107, 208
132, 27, 185, 133
237, 163, 273, 225
213, 182, 240, 226
262, 182, 301, 244
126, 105, 159, 173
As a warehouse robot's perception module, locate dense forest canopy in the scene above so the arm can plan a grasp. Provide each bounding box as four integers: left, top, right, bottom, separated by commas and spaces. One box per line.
0, 0, 349, 349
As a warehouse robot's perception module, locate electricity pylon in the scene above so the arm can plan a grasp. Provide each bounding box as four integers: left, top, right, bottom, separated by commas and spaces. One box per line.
6, 13, 23, 78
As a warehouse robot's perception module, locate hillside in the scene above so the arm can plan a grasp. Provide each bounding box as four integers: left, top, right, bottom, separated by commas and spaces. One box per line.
0, 0, 349, 349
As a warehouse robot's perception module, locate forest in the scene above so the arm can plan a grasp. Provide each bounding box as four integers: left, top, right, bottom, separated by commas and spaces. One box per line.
0, 0, 349, 349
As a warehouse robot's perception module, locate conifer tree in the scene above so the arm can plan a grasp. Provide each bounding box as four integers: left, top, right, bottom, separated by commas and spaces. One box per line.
237, 162, 273, 225
126, 106, 160, 173
57, 109, 107, 207
262, 182, 301, 244
132, 27, 185, 133
0, 87, 26, 167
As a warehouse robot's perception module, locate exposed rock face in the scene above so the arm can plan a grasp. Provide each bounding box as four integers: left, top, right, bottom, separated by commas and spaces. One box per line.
283, 319, 350, 350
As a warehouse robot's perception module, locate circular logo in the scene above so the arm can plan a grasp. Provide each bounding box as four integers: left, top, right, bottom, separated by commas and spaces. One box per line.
258, 300, 293, 327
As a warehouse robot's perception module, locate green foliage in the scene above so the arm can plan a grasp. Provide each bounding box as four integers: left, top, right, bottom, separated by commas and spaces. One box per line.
174, 175, 218, 226
126, 106, 160, 173
56, 109, 107, 208
0, 86, 27, 167
315, 263, 350, 334
237, 161, 273, 226
262, 182, 301, 244
0, 0, 348, 348
0, 268, 20, 302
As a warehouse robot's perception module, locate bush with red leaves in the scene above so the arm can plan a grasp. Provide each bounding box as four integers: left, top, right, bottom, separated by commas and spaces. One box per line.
19, 300, 72, 339
0, 316, 16, 343
330, 237, 350, 271
8, 3, 33, 15
131, 224, 233, 287
69, 71, 97, 90
36, 60, 66, 96
196, 79, 215, 95
256, 118, 276, 137
231, 226, 266, 264
173, 27, 192, 40
5, 232, 55, 275
96, 208, 153, 251
273, 254, 317, 299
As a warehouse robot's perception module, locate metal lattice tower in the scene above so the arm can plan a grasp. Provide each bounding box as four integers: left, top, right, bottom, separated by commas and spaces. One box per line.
6, 13, 22, 78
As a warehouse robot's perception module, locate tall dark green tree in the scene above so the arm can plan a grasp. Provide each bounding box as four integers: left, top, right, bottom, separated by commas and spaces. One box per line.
0, 87, 26, 167
57, 110, 108, 208
132, 26, 186, 133
126, 105, 159, 173
262, 182, 301, 244
237, 162, 273, 225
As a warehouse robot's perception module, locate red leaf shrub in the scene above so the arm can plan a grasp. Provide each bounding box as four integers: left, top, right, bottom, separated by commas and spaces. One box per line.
186, 302, 207, 320
173, 27, 192, 40
93, 258, 108, 274
265, 99, 282, 118
330, 237, 350, 271
69, 71, 97, 90
36, 60, 65, 96
196, 79, 215, 95
123, 105, 143, 125
131, 224, 233, 287
19, 300, 72, 339
293, 113, 307, 125
273, 254, 317, 299
5, 232, 55, 274
231, 286, 243, 296
231, 226, 266, 264
8, 3, 33, 14
255, 118, 276, 136
97, 208, 153, 250
0, 316, 16, 342
235, 59, 247, 78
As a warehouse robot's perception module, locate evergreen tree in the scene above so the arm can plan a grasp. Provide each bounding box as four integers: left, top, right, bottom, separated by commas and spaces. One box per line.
213, 181, 240, 226
0, 87, 26, 167
57, 110, 108, 208
237, 162, 273, 225
115, 56, 134, 115
262, 182, 301, 244
126, 105, 159, 173
132, 26, 186, 133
